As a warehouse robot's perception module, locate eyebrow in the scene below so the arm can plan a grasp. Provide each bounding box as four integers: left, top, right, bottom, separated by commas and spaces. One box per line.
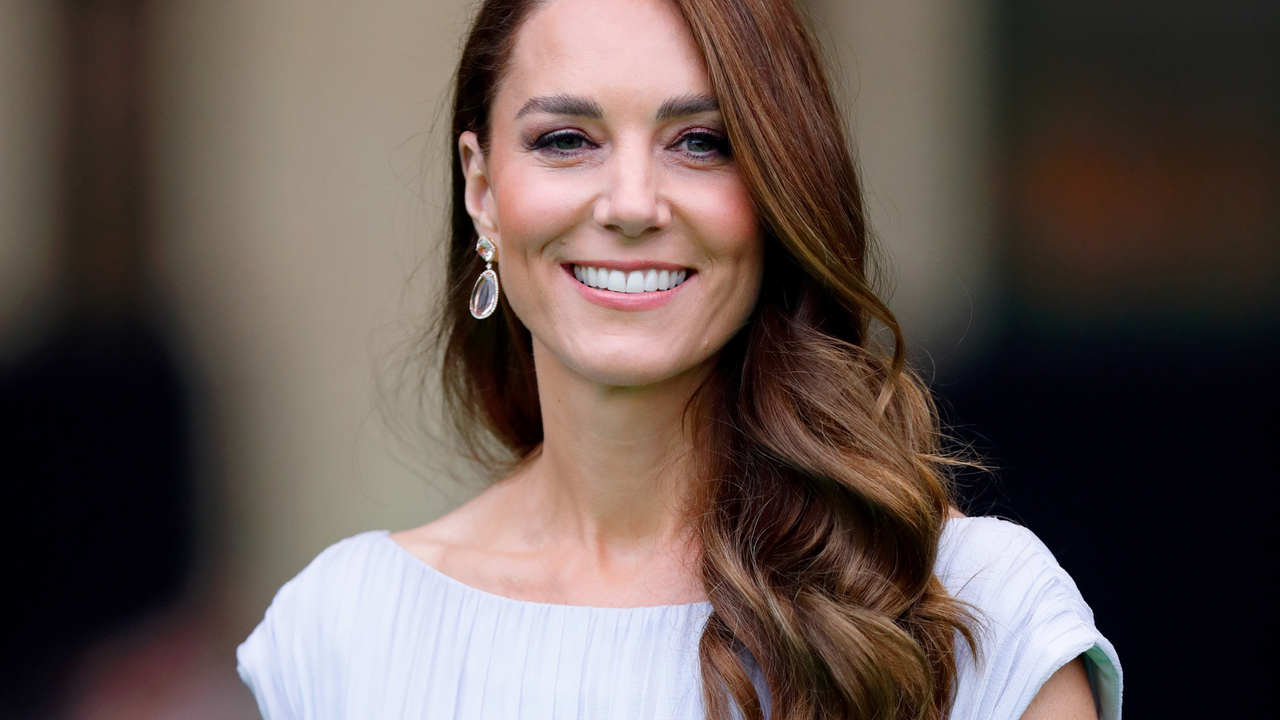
515, 94, 604, 119
655, 93, 719, 121
513, 93, 720, 121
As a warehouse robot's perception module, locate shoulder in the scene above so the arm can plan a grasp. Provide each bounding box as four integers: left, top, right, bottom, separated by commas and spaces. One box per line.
236, 531, 408, 720
248, 530, 403, 631
937, 517, 1123, 720
936, 516, 1068, 600
936, 517, 1102, 643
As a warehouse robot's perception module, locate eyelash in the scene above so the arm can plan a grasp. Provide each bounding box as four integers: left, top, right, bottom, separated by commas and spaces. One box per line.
526, 128, 731, 161
676, 130, 732, 159
527, 130, 595, 155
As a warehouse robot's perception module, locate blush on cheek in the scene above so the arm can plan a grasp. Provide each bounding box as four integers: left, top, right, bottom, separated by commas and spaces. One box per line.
687, 177, 764, 263
491, 163, 589, 249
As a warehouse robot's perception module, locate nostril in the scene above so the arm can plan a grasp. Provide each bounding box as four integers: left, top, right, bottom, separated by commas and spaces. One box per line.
594, 194, 669, 238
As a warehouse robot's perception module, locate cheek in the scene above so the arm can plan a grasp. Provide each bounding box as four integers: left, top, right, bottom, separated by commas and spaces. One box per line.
682, 173, 760, 259
490, 165, 588, 250
486, 164, 595, 339
678, 173, 765, 290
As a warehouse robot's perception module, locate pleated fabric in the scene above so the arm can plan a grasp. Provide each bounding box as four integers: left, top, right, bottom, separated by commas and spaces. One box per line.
238, 518, 1121, 720
938, 519, 1122, 720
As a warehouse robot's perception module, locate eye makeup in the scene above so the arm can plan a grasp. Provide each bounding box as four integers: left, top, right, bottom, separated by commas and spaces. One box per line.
521, 125, 731, 163
525, 128, 598, 156
668, 128, 731, 161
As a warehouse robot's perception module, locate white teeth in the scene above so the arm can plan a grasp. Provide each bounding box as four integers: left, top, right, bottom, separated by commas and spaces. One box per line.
625, 271, 644, 293
607, 269, 626, 292
571, 265, 690, 294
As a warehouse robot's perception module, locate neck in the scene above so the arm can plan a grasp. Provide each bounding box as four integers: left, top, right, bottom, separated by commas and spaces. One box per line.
514, 338, 708, 555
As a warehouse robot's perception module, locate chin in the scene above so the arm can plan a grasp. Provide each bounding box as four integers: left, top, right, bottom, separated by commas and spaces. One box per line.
581, 366, 686, 389
562, 339, 709, 389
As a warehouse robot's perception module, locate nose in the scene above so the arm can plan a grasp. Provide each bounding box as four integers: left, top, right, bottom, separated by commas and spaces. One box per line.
593, 146, 670, 238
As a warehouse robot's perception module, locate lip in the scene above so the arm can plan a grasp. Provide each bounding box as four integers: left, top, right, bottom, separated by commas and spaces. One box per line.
566, 259, 689, 273
563, 263, 691, 311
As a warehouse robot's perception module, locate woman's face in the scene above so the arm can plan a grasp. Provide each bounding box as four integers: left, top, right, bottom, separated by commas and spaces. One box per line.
460, 0, 764, 388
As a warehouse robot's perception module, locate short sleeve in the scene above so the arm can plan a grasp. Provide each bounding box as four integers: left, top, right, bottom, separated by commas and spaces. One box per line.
236, 532, 383, 720
237, 601, 296, 720
937, 518, 1123, 720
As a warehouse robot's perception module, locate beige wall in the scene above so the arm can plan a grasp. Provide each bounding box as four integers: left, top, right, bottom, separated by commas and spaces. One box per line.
0, 0, 59, 362
812, 0, 995, 372
151, 0, 479, 614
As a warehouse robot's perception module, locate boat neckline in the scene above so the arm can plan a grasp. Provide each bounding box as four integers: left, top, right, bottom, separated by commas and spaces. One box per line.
378, 529, 713, 612
376, 516, 987, 612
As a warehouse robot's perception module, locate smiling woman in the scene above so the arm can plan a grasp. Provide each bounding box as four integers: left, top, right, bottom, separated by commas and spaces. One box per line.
235, 1, 1121, 719
458, 1, 764, 391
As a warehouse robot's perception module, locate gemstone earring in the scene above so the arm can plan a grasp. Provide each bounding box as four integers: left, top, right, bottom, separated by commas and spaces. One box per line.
469, 236, 499, 319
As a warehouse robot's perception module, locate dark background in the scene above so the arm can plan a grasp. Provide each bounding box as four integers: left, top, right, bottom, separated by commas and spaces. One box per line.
945, 1, 1277, 718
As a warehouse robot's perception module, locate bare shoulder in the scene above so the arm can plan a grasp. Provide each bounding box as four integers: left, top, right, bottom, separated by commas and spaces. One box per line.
390, 478, 517, 570
389, 516, 459, 570
388, 477, 580, 603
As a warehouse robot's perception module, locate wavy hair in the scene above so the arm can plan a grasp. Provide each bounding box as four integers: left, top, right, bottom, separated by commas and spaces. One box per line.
432, 1, 977, 718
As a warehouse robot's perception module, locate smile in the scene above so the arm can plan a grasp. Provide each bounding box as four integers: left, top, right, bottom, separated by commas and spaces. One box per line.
572, 265, 689, 293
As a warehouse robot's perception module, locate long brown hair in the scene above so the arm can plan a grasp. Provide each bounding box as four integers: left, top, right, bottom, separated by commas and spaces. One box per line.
433, 1, 976, 718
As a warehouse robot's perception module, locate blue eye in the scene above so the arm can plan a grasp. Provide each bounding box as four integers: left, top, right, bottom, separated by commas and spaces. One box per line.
552, 134, 585, 150
678, 131, 730, 158
685, 135, 716, 153
532, 130, 592, 154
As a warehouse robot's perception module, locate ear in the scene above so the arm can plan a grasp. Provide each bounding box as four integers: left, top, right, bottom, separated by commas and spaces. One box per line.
459, 131, 499, 241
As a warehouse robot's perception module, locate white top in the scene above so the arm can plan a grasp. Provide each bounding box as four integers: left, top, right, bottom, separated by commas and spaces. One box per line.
238, 517, 1122, 720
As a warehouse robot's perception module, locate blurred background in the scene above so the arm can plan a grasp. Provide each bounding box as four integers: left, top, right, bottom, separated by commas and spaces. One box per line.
0, 0, 1274, 717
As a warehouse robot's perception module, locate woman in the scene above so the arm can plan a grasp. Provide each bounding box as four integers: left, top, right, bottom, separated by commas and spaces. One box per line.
238, 0, 1121, 718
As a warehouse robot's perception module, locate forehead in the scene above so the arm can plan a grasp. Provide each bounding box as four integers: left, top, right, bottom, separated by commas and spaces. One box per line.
500, 0, 710, 112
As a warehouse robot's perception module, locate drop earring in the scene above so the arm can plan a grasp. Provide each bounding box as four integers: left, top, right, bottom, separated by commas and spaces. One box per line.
469, 236, 499, 319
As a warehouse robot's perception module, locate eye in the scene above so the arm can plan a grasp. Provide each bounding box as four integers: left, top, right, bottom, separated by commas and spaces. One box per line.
530, 130, 594, 154
551, 134, 585, 151
674, 130, 730, 160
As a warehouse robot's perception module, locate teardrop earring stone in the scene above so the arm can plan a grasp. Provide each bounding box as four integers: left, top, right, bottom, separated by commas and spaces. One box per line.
469, 268, 499, 319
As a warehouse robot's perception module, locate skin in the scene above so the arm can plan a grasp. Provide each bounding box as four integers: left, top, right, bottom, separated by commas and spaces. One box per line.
394, 0, 758, 608
393, 0, 1098, 716
1023, 658, 1099, 720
